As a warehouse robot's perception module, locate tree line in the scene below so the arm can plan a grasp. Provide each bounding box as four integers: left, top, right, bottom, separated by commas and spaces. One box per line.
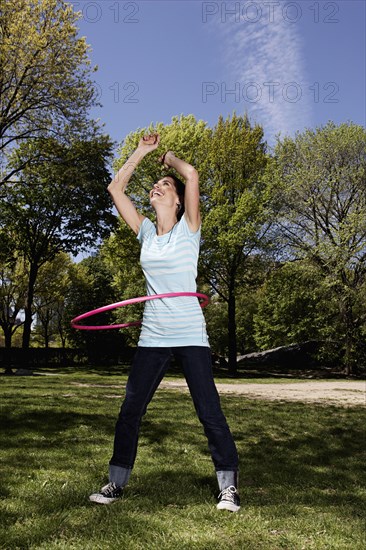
1, 2, 365, 375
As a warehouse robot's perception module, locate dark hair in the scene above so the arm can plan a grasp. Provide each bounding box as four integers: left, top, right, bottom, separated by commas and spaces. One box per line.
165, 173, 185, 221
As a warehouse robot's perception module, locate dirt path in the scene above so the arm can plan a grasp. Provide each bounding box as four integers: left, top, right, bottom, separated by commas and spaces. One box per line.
158, 380, 366, 407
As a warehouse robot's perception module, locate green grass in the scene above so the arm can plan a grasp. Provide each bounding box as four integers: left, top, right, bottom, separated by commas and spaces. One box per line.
1, 370, 365, 549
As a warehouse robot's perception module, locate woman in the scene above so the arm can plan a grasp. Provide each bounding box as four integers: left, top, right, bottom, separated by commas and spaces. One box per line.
89, 134, 240, 512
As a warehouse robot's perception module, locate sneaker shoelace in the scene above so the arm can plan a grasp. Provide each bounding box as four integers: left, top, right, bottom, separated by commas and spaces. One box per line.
218, 485, 237, 502
102, 482, 118, 496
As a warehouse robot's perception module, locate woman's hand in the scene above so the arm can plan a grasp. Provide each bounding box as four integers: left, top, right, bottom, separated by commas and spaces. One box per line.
137, 133, 160, 153
158, 150, 175, 169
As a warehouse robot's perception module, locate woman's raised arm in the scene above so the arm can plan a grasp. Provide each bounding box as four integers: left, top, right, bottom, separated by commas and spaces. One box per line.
159, 151, 200, 232
108, 134, 160, 235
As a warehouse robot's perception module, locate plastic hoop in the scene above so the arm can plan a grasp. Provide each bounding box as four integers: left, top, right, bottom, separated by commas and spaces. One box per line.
71, 292, 209, 330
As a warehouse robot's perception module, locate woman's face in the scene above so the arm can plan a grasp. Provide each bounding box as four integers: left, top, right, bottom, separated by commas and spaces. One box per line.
149, 176, 179, 209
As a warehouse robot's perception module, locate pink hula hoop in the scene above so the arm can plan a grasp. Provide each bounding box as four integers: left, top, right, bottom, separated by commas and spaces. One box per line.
71, 292, 209, 330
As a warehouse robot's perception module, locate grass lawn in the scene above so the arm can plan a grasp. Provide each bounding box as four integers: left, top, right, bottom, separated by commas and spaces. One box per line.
0, 369, 365, 549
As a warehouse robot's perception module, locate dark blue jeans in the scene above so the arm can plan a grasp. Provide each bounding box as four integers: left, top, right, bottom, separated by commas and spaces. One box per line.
110, 346, 239, 472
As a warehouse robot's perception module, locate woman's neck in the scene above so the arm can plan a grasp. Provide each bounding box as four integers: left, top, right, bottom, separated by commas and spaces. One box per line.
155, 213, 178, 236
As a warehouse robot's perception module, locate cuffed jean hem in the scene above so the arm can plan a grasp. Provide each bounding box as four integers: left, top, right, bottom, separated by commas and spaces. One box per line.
109, 464, 132, 488
216, 470, 239, 491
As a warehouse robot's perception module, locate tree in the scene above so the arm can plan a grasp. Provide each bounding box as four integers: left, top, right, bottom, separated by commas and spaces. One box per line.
272, 121, 366, 374
199, 113, 277, 374
113, 115, 211, 207
0, 245, 27, 349
33, 252, 72, 347
204, 256, 269, 358
110, 113, 277, 374
253, 261, 334, 350
100, 221, 145, 346
0, 0, 99, 185
64, 255, 127, 364
110, 115, 212, 348
0, 136, 116, 349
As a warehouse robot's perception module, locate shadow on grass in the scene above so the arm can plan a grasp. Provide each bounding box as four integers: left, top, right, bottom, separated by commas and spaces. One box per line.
227, 404, 366, 520
0, 407, 115, 440
1, 388, 365, 522
3, 364, 366, 550
124, 396, 366, 517
0, 407, 116, 489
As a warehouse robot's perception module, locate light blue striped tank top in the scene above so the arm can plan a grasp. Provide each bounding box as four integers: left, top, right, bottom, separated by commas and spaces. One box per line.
137, 213, 209, 347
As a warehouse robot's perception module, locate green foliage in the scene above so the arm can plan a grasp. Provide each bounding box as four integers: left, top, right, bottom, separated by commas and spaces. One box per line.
105, 112, 279, 372
200, 112, 270, 261
0, 0, 115, 348
273, 121, 366, 273
105, 115, 214, 345
0, 136, 116, 348
271, 121, 366, 372
198, 113, 278, 371
0, 0, 99, 185
253, 261, 332, 349
33, 252, 73, 347
100, 221, 145, 345
205, 256, 269, 357
202, 297, 228, 356
0, 249, 27, 348
3, 136, 116, 258
4, 111, 363, 370
63, 261, 91, 348
113, 114, 210, 213
235, 290, 259, 354
64, 255, 126, 361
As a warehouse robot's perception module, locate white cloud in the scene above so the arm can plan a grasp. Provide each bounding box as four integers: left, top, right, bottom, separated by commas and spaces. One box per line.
205, 2, 313, 143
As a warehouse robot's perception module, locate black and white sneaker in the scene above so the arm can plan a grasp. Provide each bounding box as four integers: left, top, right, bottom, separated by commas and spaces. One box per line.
89, 482, 123, 504
217, 485, 240, 512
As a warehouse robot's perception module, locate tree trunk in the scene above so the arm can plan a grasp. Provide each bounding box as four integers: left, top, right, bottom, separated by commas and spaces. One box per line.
341, 295, 356, 376
22, 262, 38, 349
4, 326, 12, 348
227, 290, 237, 376
2, 345, 13, 375
344, 328, 356, 377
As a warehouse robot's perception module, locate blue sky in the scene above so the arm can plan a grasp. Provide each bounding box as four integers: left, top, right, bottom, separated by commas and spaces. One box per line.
70, 0, 365, 150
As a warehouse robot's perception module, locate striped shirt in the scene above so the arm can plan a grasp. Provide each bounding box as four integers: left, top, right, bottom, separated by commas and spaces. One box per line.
136, 213, 209, 347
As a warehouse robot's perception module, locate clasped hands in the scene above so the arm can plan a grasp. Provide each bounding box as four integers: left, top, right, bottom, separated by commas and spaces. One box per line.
138, 133, 175, 169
